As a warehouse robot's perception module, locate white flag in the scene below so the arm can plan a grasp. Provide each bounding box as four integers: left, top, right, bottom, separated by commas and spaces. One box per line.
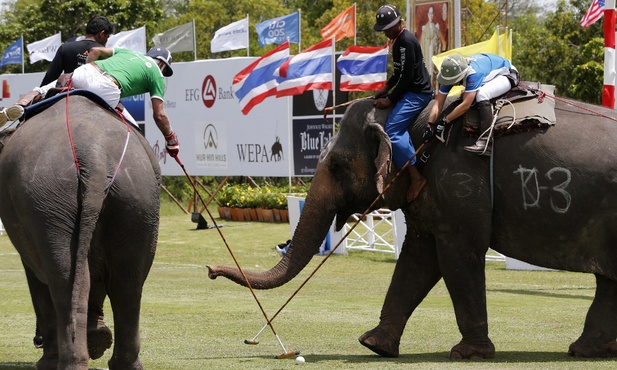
152, 21, 194, 53
27, 33, 61, 64
106, 26, 147, 54
211, 17, 249, 53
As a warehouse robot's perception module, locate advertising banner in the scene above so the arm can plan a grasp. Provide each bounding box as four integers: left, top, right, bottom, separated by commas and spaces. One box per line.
142, 57, 291, 177
1, 56, 350, 178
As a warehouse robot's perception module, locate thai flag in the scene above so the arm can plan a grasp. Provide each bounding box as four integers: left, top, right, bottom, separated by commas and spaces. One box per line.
232, 41, 290, 115
337, 44, 388, 92
276, 39, 333, 97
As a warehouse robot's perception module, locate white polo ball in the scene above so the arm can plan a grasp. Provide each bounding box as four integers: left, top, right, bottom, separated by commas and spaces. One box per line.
295, 355, 305, 365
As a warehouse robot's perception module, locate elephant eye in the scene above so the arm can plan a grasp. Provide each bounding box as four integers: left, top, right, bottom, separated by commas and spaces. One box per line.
328, 157, 348, 178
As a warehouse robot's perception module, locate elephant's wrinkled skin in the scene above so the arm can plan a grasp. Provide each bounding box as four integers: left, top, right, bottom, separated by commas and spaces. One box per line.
0, 95, 160, 369
208, 96, 617, 360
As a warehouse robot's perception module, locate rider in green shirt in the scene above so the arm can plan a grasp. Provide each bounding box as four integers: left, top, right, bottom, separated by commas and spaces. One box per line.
0, 46, 179, 158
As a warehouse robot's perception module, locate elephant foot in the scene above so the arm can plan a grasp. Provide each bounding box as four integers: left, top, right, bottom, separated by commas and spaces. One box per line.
36, 355, 58, 370
108, 356, 143, 370
568, 338, 617, 357
450, 339, 495, 360
88, 325, 113, 360
358, 326, 400, 357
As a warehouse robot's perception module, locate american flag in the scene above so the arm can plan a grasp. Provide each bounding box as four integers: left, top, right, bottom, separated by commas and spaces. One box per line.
581, 0, 605, 28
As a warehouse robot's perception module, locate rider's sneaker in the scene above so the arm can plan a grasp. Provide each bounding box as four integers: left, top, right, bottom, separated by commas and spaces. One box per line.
0, 105, 25, 126
464, 139, 493, 156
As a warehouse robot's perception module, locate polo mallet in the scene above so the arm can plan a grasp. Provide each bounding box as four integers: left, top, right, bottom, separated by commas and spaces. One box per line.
173, 155, 299, 359
245, 142, 427, 345
323, 96, 374, 120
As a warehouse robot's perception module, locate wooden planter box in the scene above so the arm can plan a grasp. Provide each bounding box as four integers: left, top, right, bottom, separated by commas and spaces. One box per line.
248, 208, 258, 221
230, 207, 245, 221
273, 209, 282, 222
261, 209, 275, 222
255, 208, 265, 221
279, 209, 289, 223
217, 206, 232, 220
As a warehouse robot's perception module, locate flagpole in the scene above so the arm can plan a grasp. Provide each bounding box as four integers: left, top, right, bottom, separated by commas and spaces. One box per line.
246, 14, 250, 57
298, 9, 302, 53
406, 0, 411, 31
354, 3, 357, 46
287, 96, 293, 192
603, 0, 616, 108
192, 19, 197, 61
331, 37, 336, 136
496, 25, 500, 57
21, 35, 24, 74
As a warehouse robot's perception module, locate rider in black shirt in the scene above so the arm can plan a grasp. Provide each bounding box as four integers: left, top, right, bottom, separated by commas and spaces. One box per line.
373, 4, 433, 202
40, 16, 113, 86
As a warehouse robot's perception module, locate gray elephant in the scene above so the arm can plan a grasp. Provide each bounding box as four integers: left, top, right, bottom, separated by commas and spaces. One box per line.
0, 94, 160, 369
208, 96, 617, 359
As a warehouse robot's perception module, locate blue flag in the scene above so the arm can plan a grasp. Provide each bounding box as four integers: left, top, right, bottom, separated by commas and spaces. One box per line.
0, 38, 23, 68
255, 12, 300, 47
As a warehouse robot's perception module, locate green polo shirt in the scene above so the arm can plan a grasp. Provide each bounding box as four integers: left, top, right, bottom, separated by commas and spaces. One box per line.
95, 48, 166, 100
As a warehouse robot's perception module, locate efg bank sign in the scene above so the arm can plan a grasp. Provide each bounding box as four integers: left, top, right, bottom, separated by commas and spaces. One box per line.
161, 58, 289, 177
201, 75, 235, 109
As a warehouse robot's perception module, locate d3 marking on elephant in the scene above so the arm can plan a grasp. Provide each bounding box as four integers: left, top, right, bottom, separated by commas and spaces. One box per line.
208, 96, 617, 360
0, 94, 160, 370
514, 165, 572, 213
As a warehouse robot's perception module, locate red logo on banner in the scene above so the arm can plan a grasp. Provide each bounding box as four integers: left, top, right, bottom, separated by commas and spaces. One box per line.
202, 75, 216, 108
1, 80, 9, 100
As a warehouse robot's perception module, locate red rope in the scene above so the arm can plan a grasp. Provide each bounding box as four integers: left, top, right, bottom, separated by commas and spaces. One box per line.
64, 80, 81, 178
62, 81, 131, 189
537, 90, 617, 123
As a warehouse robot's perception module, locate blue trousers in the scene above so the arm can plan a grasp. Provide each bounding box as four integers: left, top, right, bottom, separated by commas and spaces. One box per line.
385, 91, 433, 169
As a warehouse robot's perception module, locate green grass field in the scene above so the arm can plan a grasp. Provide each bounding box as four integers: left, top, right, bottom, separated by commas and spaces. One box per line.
0, 200, 615, 369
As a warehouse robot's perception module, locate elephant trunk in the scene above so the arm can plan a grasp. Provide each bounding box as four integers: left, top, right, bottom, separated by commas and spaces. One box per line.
207, 190, 336, 289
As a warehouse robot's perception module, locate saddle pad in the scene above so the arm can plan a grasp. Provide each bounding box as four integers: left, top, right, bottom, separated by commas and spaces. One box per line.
494, 84, 556, 128
23, 89, 119, 121
465, 84, 556, 135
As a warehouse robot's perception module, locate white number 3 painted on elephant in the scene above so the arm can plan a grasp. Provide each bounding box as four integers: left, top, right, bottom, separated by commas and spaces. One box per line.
513, 165, 572, 214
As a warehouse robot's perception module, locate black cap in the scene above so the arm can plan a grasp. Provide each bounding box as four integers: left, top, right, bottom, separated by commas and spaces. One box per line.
146, 46, 173, 77
374, 5, 401, 31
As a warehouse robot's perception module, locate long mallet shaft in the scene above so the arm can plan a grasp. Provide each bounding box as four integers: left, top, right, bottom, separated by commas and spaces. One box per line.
173, 155, 298, 357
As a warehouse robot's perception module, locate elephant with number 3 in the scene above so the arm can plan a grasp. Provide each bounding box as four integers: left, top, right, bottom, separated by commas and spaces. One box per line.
208, 96, 617, 359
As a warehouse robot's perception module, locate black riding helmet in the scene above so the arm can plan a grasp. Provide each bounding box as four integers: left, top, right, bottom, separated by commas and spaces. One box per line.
373, 4, 402, 31
146, 46, 173, 77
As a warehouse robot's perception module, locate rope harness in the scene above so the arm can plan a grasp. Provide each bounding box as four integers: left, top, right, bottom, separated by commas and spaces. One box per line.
60, 81, 131, 193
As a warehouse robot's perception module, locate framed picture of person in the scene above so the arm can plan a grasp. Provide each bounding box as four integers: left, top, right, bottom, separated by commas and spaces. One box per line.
412, 0, 454, 88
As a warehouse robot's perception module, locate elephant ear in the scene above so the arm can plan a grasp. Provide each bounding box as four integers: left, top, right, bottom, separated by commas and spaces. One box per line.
368, 120, 392, 195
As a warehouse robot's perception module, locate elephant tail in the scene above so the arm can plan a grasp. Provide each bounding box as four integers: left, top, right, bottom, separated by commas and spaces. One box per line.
69, 179, 107, 341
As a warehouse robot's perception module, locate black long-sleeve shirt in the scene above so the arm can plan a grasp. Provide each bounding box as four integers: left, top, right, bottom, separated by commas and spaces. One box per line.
40, 39, 104, 86
386, 29, 433, 103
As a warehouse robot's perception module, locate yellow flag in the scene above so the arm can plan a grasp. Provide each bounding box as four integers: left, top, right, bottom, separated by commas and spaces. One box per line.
431, 30, 512, 96
498, 32, 512, 60
431, 30, 499, 71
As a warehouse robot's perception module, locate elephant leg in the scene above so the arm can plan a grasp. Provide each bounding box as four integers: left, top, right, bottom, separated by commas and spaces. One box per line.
107, 277, 146, 370
47, 264, 90, 369
440, 245, 495, 360
22, 262, 50, 349
569, 274, 617, 357
23, 265, 59, 369
87, 281, 112, 360
359, 233, 442, 357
